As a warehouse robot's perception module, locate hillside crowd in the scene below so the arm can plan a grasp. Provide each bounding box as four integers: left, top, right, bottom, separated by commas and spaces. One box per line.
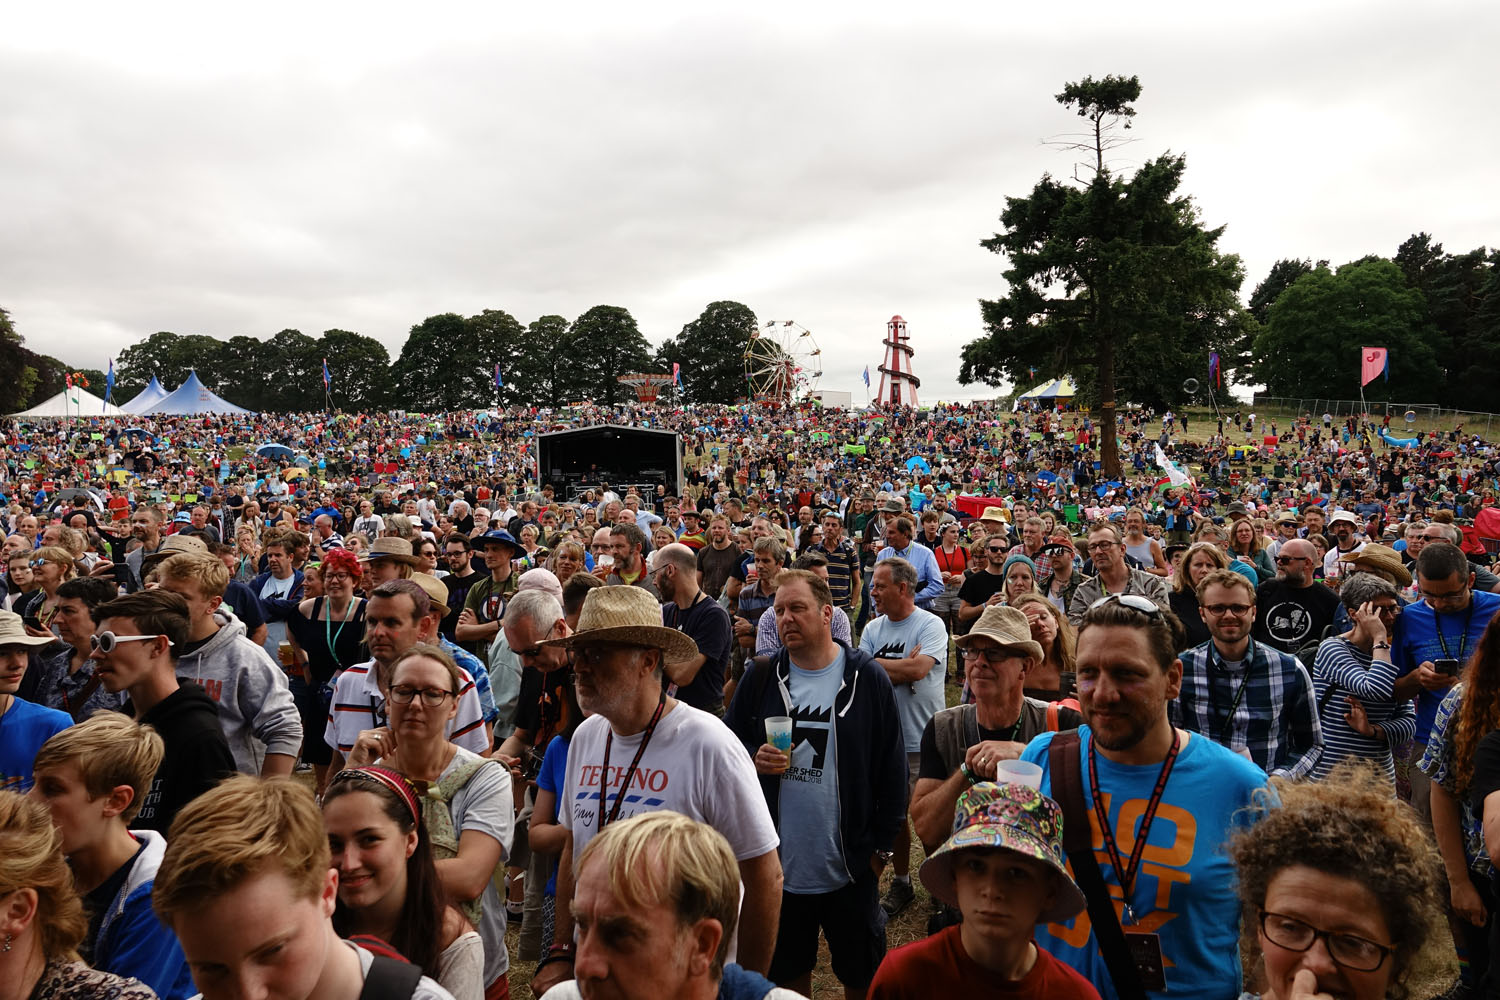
4, 397, 1500, 1000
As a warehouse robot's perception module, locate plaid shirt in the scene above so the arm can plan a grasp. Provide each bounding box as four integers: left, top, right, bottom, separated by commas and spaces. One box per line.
1172, 637, 1324, 780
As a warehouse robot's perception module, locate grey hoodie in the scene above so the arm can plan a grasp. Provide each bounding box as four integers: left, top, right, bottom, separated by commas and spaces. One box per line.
174, 609, 302, 775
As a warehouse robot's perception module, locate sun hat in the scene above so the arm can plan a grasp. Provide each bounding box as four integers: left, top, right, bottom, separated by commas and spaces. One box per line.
540, 585, 699, 664
1275, 512, 1299, 526
952, 605, 1044, 661
1328, 510, 1359, 526
408, 572, 451, 617
978, 506, 1009, 524
880, 499, 906, 514
0, 609, 61, 648
141, 533, 209, 570
919, 781, 1087, 923
1339, 543, 1413, 587
1226, 501, 1250, 519
359, 536, 423, 566
477, 529, 519, 553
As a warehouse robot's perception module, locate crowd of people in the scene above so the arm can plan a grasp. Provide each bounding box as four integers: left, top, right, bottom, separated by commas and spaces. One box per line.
3, 395, 1500, 1000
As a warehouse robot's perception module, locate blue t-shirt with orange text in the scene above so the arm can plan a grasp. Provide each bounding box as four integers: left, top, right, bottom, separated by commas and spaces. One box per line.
1022, 726, 1268, 1000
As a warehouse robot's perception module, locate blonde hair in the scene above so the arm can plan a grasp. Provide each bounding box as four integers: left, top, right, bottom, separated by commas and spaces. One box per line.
34, 715, 165, 825
1172, 542, 1229, 595
154, 777, 328, 923
0, 794, 88, 961
156, 552, 230, 598
32, 545, 76, 576
577, 810, 740, 978
1011, 593, 1077, 674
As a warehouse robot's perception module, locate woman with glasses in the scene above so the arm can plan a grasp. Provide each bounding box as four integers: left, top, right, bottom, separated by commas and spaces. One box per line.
347, 643, 514, 997
14, 546, 77, 639
1229, 761, 1442, 1000
286, 547, 367, 792
1310, 574, 1416, 784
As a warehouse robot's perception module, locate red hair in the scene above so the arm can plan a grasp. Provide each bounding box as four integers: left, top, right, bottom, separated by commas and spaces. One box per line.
322, 547, 361, 578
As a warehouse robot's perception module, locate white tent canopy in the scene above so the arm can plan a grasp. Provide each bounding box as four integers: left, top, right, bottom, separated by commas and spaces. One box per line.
10, 386, 127, 418
140, 370, 252, 415
120, 376, 170, 414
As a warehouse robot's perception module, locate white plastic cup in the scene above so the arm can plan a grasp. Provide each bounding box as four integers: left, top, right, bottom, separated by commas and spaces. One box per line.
764, 716, 793, 752
995, 759, 1044, 790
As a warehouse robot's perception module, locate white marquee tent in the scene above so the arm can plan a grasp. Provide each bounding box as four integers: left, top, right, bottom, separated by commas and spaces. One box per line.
9, 386, 127, 418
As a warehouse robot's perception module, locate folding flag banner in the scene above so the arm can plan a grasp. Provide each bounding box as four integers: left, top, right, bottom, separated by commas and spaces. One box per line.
104, 359, 115, 411
862, 366, 870, 387
495, 364, 504, 389
1208, 352, 1221, 386
1360, 347, 1388, 386
672, 362, 681, 386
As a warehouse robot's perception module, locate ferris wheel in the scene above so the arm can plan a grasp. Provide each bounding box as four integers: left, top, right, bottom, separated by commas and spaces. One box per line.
744, 320, 822, 404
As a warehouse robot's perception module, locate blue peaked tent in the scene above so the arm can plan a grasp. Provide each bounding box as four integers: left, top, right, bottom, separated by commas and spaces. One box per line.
140, 371, 252, 415
120, 376, 170, 415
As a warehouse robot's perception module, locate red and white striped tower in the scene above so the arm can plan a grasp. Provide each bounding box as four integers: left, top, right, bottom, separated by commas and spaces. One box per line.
875, 315, 920, 408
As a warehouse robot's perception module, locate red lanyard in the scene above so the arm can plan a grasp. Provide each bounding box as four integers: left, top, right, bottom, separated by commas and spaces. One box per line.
598, 694, 667, 831
1087, 730, 1181, 924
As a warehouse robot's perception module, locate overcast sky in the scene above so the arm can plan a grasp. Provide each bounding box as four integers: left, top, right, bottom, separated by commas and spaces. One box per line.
3, 1, 1496, 404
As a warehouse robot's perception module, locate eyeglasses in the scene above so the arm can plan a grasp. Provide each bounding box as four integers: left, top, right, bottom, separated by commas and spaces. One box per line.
986, 546, 1006, 554
959, 647, 1019, 666
1259, 911, 1392, 972
90, 631, 162, 654
1089, 594, 1163, 619
388, 685, 454, 707
1274, 556, 1307, 565
1202, 603, 1253, 617
566, 643, 651, 667
1086, 541, 1118, 553
513, 622, 559, 660
1372, 604, 1401, 617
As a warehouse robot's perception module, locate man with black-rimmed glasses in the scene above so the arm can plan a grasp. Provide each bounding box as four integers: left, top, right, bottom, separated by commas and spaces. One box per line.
1174, 569, 1322, 778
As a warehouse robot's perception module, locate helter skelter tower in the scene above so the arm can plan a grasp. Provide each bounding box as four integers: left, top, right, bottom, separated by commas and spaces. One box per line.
875, 315, 920, 408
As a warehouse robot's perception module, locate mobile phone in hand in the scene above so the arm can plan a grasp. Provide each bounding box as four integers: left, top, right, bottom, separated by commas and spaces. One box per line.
1434, 658, 1461, 677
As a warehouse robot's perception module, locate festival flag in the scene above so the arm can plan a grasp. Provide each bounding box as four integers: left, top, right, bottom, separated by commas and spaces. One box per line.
862, 366, 870, 387
672, 362, 681, 386
104, 359, 115, 411
1029, 366, 1037, 380
1360, 347, 1388, 386
494, 364, 504, 389
322, 358, 332, 389
1208, 351, 1221, 386
1154, 443, 1190, 489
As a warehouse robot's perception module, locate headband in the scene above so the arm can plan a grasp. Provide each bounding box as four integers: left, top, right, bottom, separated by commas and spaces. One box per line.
338, 766, 422, 826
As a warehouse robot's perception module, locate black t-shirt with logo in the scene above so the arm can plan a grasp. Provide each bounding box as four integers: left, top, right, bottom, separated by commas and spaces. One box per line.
1253, 578, 1342, 654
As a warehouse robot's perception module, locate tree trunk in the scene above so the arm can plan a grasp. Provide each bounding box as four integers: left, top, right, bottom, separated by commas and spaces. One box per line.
1097, 332, 1121, 478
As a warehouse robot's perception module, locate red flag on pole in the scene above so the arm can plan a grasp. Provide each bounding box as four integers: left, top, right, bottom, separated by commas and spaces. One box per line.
1360, 347, 1388, 386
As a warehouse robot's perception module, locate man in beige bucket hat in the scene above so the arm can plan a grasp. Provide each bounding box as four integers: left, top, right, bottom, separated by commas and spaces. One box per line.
530, 585, 784, 996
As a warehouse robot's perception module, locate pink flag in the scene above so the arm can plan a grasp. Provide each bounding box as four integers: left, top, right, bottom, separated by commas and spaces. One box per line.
1360, 347, 1388, 386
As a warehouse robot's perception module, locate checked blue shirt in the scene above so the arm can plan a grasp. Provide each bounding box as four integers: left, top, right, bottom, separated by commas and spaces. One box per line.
1172, 637, 1324, 779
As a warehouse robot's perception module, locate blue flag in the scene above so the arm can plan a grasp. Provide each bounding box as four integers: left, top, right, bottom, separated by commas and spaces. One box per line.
862, 366, 870, 387
322, 358, 332, 388
495, 364, 504, 389
104, 359, 115, 411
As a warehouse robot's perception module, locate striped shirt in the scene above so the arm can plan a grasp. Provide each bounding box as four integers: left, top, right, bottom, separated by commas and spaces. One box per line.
1310, 637, 1416, 784
816, 539, 861, 608
324, 659, 489, 756
1172, 638, 1324, 780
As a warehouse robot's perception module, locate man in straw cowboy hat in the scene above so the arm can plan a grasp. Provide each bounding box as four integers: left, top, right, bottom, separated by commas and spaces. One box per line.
531, 585, 782, 998
725, 569, 906, 999
358, 535, 424, 586
910, 605, 1082, 861
870, 781, 1099, 998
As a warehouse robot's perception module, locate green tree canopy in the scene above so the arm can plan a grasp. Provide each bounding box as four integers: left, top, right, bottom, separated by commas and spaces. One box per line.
320, 329, 392, 411
1252, 258, 1443, 401
656, 300, 758, 404
513, 315, 575, 408
567, 306, 653, 407
390, 313, 473, 412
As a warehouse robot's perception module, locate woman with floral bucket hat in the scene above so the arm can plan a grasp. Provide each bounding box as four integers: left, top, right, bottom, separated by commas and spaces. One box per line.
868, 780, 1101, 999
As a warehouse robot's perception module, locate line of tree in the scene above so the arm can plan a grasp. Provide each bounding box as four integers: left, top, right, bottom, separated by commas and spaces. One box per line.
1, 300, 768, 413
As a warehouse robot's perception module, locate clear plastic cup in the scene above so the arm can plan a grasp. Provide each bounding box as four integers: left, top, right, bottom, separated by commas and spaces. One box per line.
995, 759, 1044, 790
765, 716, 793, 751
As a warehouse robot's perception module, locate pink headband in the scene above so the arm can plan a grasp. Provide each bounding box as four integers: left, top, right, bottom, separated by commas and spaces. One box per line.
340, 766, 421, 826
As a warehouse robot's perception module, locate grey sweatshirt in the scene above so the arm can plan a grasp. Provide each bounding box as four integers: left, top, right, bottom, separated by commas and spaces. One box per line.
174, 609, 303, 775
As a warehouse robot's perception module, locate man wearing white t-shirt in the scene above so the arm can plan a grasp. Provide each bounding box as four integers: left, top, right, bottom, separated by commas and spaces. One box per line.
857, 557, 948, 919
533, 586, 783, 998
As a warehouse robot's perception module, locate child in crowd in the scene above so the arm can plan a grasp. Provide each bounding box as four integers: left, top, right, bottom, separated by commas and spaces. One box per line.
29, 713, 194, 999
869, 781, 1100, 999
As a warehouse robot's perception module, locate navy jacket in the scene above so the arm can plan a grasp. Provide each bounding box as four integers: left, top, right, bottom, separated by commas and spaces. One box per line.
248, 569, 305, 622
724, 640, 908, 876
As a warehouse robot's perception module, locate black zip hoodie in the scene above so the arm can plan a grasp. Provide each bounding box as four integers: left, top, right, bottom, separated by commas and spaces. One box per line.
132, 680, 237, 834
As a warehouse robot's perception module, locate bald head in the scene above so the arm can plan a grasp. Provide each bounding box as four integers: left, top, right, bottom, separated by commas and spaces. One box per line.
658, 543, 697, 573
1278, 538, 1317, 586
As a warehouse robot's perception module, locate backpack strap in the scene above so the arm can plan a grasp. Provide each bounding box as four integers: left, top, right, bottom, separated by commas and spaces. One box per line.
420, 758, 493, 927
357, 951, 423, 1000
1048, 731, 1149, 1000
